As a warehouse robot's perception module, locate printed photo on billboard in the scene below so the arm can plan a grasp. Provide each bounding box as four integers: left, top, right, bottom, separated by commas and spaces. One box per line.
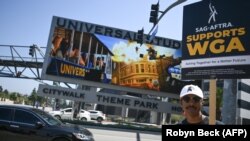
42, 16, 200, 95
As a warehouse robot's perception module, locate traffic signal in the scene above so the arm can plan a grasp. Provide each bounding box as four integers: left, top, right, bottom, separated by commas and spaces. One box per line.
16, 71, 22, 77
137, 28, 144, 45
147, 47, 157, 60
29, 45, 35, 57
149, 2, 159, 25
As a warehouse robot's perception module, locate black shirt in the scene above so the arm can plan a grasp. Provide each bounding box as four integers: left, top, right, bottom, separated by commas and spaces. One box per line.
177, 116, 224, 125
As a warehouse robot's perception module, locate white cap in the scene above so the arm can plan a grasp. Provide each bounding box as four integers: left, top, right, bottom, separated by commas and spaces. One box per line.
180, 84, 203, 99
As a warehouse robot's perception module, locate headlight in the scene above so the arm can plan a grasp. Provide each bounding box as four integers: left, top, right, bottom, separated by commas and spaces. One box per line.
73, 133, 91, 140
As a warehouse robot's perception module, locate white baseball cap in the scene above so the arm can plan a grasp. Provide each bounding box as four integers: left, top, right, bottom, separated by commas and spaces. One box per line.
180, 84, 203, 99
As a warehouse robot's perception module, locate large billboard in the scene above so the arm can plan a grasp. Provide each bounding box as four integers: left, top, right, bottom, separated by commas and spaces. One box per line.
41, 16, 200, 96
182, 0, 250, 79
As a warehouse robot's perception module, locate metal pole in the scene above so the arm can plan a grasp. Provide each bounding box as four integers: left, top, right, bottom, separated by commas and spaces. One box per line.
148, 0, 187, 35
209, 79, 216, 125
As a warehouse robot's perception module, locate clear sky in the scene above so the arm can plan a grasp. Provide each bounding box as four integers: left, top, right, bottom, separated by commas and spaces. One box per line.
0, 0, 200, 95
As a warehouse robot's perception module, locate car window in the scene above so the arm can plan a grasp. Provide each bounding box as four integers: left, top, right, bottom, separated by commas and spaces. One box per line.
90, 111, 97, 114
32, 108, 62, 125
0, 107, 12, 121
14, 109, 40, 125
65, 109, 72, 112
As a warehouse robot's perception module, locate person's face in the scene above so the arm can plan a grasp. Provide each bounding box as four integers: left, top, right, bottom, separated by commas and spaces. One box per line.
180, 94, 203, 117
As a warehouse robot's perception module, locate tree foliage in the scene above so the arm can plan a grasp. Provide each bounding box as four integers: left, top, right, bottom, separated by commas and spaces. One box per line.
27, 88, 45, 106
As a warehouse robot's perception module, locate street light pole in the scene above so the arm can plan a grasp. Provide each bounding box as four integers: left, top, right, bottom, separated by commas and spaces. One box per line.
148, 0, 187, 35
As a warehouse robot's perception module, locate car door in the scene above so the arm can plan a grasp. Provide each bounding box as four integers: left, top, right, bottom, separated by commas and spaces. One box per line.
89, 111, 98, 119
80, 110, 90, 121
8, 109, 48, 141
61, 108, 72, 119
0, 107, 13, 141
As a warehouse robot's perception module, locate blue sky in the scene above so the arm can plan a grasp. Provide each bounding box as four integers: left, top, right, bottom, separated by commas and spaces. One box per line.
0, 0, 200, 95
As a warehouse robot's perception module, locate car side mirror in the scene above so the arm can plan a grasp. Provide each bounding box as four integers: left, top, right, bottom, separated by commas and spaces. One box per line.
35, 122, 44, 129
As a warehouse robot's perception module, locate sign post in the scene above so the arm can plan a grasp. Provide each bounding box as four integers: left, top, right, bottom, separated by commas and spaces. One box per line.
209, 79, 216, 125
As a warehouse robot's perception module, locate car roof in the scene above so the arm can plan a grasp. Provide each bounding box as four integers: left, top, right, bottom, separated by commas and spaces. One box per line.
0, 104, 34, 110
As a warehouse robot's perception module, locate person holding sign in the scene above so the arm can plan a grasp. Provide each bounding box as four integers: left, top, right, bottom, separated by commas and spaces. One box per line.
177, 84, 224, 125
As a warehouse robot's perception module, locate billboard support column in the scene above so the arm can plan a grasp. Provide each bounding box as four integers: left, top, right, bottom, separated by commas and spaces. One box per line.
150, 111, 157, 124
209, 79, 216, 125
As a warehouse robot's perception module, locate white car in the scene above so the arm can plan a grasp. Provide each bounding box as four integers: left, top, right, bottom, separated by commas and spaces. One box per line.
49, 108, 91, 121
88, 110, 106, 122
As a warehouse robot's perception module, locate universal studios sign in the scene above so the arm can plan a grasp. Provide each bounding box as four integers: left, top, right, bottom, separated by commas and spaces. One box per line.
182, 0, 250, 79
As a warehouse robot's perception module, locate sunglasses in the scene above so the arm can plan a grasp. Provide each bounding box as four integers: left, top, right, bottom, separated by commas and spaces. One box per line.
182, 96, 201, 103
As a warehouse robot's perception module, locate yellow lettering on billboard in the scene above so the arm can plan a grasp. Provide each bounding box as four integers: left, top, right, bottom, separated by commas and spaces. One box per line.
226, 37, 245, 52
186, 27, 246, 56
210, 39, 225, 54
187, 37, 245, 56
238, 27, 246, 36
186, 27, 246, 42
60, 63, 85, 77
187, 41, 209, 56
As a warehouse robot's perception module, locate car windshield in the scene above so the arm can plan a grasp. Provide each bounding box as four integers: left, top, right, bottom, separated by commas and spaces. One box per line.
32, 109, 62, 126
